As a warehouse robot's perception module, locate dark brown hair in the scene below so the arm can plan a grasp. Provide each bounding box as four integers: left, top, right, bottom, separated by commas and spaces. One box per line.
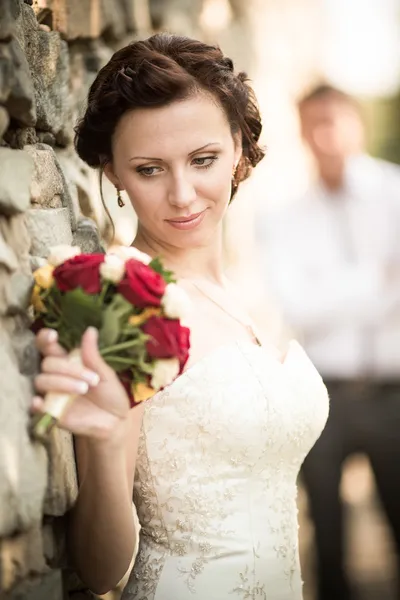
298, 84, 361, 114
74, 33, 265, 200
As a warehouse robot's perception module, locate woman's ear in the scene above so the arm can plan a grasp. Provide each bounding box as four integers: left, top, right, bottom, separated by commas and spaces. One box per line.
103, 162, 124, 190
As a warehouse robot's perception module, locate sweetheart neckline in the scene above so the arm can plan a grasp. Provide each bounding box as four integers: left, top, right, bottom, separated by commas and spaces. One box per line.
151, 339, 300, 401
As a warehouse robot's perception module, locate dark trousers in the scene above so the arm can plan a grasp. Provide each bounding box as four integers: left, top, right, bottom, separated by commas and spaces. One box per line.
301, 380, 400, 600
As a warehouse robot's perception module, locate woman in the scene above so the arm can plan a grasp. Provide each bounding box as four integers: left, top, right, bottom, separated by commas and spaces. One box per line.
33, 33, 329, 599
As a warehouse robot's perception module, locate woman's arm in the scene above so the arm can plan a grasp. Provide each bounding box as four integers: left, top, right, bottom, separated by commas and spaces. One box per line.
68, 404, 144, 595
33, 327, 145, 595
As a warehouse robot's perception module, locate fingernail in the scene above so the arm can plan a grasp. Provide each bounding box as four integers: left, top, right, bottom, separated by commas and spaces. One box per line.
76, 381, 89, 395
47, 330, 58, 343
32, 396, 42, 409
87, 327, 98, 337
82, 370, 100, 387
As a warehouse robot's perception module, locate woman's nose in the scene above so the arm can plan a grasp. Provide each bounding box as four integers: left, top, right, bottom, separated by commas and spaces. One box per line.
167, 173, 197, 208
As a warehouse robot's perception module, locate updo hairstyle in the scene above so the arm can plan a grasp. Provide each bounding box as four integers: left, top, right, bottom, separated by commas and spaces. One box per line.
75, 33, 265, 199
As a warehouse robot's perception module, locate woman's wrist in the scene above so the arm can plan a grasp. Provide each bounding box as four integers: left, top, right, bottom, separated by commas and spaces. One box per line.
84, 414, 130, 455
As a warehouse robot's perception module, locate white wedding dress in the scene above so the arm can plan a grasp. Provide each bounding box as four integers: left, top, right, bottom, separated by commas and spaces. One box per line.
122, 340, 329, 600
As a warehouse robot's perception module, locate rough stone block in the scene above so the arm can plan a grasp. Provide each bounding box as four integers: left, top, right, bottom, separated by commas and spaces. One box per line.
56, 147, 116, 236
5, 271, 34, 316
0, 36, 36, 128
0, 526, 46, 592
33, 0, 126, 40
0, 148, 34, 216
37, 131, 56, 147
0, 0, 19, 41
5, 38, 37, 127
100, 0, 127, 40
120, 0, 145, 32
42, 518, 66, 568
0, 231, 19, 272
3, 126, 38, 150
0, 214, 31, 271
24, 144, 66, 209
2, 569, 63, 599
43, 427, 78, 517
10, 327, 40, 378
16, 4, 72, 142
0, 328, 47, 538
29, 255, 46, 272
0, 41, 15, 103
72, 217, 104, 254
25, 142, 80, 230
0, 105, 9, 139
25, 207, 72, 258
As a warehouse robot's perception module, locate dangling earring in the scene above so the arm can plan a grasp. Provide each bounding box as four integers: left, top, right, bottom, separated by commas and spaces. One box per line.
116, 188, 125, 208
230, 164, 238, 204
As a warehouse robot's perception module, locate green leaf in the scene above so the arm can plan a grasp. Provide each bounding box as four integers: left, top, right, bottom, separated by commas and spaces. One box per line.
58, 289, 103, 347
149, 257, 176, 284
98, 294, 135, 348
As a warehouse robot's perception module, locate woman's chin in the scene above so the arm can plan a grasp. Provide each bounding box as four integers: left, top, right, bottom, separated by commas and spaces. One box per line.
166, 229, 213, 251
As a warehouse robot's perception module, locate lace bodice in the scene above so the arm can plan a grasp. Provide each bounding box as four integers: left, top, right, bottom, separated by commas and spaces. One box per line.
122, 340, 329, 600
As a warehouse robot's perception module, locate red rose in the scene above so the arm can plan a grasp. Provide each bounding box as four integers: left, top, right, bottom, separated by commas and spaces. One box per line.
53, 254, 104, 294
117, 259, 166, 308
142, 316, 190, 371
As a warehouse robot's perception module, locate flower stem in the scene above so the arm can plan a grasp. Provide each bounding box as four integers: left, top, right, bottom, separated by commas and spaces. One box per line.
31, 413, 56, 441
104, 356, 136, 364
99, 281, 110, 305
100, 338, 142, 355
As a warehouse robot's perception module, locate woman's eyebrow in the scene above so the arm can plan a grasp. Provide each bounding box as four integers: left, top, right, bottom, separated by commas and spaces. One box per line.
129, 142, 221, 163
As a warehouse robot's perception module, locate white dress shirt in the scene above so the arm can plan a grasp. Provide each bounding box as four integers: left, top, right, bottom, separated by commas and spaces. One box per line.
260, 154, 400, 380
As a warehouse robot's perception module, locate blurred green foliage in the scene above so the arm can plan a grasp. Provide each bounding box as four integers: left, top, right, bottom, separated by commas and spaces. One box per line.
362, 93, 400, 165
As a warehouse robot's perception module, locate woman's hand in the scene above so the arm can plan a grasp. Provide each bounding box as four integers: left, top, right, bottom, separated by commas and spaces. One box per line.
33, 327, 131, 444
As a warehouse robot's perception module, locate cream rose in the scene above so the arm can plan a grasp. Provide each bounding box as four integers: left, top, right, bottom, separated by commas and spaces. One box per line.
100, 254, 126, 284
47, 244, 81, 267
109, 245, 151, 265
151, 358, 180, 391
162, 283, 191, 319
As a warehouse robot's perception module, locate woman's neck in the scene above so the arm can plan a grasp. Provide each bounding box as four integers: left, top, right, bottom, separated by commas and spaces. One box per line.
133, 227, 225, 284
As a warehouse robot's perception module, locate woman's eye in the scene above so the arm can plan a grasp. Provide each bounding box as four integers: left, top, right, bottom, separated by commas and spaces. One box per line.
192, 155, 218, 168
137, 166, 162, 177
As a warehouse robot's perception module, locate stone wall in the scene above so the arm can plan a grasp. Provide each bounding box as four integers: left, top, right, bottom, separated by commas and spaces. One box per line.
0, 1, 153, 598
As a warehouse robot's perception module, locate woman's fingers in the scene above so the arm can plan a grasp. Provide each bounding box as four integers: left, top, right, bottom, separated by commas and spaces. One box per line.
31, 395, 44, 413
55, 396, 122, 438
35, 329, 67, 358
31, 393, 122, 439
41, 356, 100, 387
80, 327, 114, 381
34, 373, 90, 396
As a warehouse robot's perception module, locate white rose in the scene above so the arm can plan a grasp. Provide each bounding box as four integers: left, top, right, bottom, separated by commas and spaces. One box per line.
100, 254, 126, 284
109, 245, 151, 265
162, 283, 191, 319
151, 358, 180, 391
47, 245, 81, 267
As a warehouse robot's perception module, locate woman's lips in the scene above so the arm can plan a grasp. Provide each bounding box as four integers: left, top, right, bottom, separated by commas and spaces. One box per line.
165, 209, 207, 230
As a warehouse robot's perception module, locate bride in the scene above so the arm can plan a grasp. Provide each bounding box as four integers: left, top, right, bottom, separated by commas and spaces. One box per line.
32, 33, 329, 599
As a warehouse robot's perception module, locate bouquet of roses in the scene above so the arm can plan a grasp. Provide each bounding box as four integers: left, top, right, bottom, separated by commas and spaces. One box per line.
30, 244, 190, 438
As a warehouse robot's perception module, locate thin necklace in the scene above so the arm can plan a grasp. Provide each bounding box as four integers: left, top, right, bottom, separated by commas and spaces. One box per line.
190, 279, 262, 347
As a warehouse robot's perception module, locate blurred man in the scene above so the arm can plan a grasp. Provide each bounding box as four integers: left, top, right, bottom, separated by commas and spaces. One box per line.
262, 85, 400, 600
